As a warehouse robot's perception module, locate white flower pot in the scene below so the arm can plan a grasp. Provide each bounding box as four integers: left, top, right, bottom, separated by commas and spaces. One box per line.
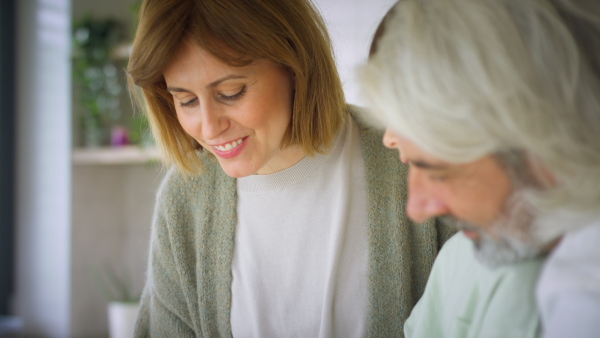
108, 301, 140, 338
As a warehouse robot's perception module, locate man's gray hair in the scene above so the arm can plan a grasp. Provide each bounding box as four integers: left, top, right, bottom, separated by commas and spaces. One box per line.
361, 0, 600, 240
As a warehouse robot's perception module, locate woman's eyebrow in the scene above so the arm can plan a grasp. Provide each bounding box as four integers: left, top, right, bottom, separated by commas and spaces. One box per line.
166, 87, 191, 93
167, 75, 247, 93
207, 75, 247, 88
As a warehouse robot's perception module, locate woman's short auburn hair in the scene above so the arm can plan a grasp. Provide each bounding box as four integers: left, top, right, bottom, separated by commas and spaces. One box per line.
127, 0, 346, 175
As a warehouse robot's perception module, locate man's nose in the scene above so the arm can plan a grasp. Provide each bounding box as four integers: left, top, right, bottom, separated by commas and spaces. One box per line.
405, 168, 449, 222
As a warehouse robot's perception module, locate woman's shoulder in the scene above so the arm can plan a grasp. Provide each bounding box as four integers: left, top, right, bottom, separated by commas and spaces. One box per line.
347, 104, 377, 131
347, 104, 390, 152
347, 104, 406, 176
156, 152, 235, 207
346, 103, 387, 134
149, 152, 236, 251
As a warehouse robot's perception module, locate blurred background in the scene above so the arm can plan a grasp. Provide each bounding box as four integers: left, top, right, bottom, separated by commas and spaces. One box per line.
0, 0, 395, 336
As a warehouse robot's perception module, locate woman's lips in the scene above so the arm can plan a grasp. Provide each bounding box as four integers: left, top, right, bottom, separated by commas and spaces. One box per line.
211, 137, 248, 159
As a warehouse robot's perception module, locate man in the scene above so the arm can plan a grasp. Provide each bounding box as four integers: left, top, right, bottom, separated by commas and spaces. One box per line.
361, 0, 600, 337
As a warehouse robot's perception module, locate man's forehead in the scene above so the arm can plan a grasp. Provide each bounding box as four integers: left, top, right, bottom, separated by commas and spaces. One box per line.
396, 135, 508, 179
395, 135, 452, 170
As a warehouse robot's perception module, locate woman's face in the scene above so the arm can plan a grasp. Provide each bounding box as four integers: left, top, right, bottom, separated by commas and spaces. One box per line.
163, 41, 305, 178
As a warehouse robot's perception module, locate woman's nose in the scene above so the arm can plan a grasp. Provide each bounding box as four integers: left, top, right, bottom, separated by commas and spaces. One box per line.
200, 103, 229, 140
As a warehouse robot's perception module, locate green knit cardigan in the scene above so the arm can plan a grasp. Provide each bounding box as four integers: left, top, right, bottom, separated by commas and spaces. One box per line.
134, 107, 455, 337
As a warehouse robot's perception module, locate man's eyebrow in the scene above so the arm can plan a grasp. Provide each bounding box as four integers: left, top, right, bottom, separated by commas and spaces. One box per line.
409, 160, 450, 170
166, 75, 247, 93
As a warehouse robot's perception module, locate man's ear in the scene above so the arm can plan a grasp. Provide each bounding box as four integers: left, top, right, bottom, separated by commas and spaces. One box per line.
524, 153, 556, 188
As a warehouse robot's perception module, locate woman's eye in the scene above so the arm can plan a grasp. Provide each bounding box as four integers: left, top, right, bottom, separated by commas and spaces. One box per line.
179, 97, 198, 107
219, 86, 246, 101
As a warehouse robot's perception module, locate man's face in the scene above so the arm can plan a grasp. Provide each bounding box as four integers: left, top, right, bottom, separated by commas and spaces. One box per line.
383, 130, 542, 266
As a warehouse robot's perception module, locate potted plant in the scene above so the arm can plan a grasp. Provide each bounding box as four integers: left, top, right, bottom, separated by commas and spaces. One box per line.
93, 265, 141, 338
107, 301, 140, 338
72, 15, 126, 147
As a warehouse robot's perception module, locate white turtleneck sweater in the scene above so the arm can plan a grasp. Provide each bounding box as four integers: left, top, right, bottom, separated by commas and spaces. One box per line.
231, 118, 368, 338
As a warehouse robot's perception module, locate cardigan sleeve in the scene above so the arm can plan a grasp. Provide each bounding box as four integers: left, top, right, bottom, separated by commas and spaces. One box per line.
134, 160, 237, 338
135, 284, 196, 337
134, 170, 199, 337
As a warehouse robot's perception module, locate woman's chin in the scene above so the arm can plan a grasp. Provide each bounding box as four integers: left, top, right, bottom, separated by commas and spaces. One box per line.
217, 161, 257, 178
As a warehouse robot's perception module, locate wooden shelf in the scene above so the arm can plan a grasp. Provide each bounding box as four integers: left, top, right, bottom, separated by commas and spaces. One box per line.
72, 145, 160, 165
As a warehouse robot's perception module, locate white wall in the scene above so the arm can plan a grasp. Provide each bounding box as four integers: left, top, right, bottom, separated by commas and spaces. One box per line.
15, 0, 72, 336
315, 0, 397, 105
70, 163, 162, 337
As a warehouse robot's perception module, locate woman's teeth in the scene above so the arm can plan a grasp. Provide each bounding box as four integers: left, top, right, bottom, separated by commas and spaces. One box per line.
214, 138, 243, 151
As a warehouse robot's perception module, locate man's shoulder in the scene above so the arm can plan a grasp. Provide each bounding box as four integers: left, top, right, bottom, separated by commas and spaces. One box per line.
407, 232, 542, 338
538, 219, 600, 298
552, 218, 600, 261
536, 219, 600, 337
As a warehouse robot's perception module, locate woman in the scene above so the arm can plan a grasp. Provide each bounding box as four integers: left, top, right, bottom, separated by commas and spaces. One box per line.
127, 0, 454, 336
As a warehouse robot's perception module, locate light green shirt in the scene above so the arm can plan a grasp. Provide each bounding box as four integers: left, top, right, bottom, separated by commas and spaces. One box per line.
405, 233, 543, 338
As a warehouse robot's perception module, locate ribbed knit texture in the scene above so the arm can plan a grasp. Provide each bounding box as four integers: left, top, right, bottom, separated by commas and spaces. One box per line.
134, 105, 456, 337
236, 147, 327, 193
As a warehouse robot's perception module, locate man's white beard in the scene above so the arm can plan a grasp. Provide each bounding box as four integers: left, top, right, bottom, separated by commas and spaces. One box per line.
441, 190, 545, 268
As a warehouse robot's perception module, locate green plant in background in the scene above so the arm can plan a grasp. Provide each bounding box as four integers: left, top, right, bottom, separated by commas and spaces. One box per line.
126, 0, 155, 148
72, 15, 125, 147
128, 112, 154, 147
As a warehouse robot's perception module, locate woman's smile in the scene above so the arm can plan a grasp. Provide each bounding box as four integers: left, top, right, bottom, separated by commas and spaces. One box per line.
210, 137, 248, 159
